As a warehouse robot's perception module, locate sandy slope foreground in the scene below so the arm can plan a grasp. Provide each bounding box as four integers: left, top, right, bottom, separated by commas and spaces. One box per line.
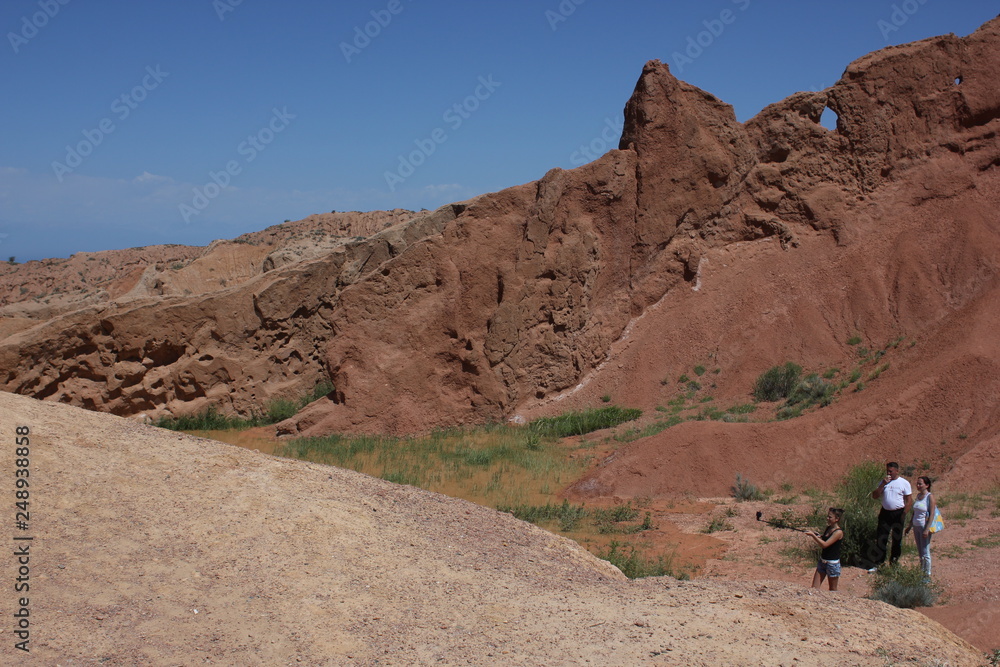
0, 392, 981, 666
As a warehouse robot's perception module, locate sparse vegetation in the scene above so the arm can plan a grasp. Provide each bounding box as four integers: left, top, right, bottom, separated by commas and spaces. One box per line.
500, 499, 654, 537
598, 540, 679, 578
155, 380, 336, 431
693, 365, 706, 376
752, 362, 802, 402
154, 405, 250, 431
499, 499, 589, 531
614, 415, 683, 443
868, 563, 940, 608
847, 335, 862, 345
703, 515, 734, 533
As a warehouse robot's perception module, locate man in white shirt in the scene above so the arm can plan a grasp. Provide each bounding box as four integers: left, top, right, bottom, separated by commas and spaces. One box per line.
868, 461, 912, 570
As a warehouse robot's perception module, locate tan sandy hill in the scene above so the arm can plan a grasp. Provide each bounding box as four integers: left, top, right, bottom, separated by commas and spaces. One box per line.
0, 390, 983, 666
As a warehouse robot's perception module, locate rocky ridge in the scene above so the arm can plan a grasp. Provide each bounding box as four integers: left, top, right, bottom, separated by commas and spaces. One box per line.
0, 19, 998, 451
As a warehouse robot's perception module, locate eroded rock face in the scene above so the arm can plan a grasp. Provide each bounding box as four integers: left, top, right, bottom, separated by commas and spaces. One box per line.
0, 207, 460, 418
296, 18, 999, 434
1, 19, 999, 433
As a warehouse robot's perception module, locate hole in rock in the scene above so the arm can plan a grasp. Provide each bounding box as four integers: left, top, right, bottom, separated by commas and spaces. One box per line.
820, 106, 839, 131
955, 76, 963, 85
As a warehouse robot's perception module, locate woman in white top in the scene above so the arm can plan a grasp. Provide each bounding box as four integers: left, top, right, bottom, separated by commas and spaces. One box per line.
904, 475, 937, 578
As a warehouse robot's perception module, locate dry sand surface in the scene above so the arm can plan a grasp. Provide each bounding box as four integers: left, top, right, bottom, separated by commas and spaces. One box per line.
0, 391, 986, 666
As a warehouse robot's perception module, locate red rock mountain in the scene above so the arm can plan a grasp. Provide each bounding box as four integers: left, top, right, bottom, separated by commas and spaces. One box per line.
2, 19, 999, 493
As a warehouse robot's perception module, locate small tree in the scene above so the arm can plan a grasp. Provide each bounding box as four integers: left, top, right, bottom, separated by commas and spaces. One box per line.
833, 461, 884, 567
7, 256, 15, 264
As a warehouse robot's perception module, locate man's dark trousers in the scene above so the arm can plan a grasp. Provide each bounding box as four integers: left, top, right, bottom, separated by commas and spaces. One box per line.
873, 507, 906, 566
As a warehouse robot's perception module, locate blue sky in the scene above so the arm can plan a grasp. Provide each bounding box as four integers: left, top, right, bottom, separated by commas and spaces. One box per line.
1, 0, 996, 261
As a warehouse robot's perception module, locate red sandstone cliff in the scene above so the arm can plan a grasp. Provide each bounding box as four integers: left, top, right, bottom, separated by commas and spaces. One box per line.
0, 20, 998, 485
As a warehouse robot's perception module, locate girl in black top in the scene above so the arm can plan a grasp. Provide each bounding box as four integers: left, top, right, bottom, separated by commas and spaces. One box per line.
806, 508, 845, 591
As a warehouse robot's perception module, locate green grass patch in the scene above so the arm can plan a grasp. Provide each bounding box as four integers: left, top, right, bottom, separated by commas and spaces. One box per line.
277, 424, 587, 508
528, 406, 642, 438
154, 405, 252, 430
969, 533, 1000, 549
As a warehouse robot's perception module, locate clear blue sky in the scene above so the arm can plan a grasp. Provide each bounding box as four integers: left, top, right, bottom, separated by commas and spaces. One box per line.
1, 0, 996, 261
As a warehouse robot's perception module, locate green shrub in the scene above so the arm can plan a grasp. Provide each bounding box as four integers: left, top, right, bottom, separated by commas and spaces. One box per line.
752, 363, 802, 401
786, 373, 835, 407
847, 335, 862, 345
869, 563, 940, 608
732, 473, 764, 502
693, 365, 706, 376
